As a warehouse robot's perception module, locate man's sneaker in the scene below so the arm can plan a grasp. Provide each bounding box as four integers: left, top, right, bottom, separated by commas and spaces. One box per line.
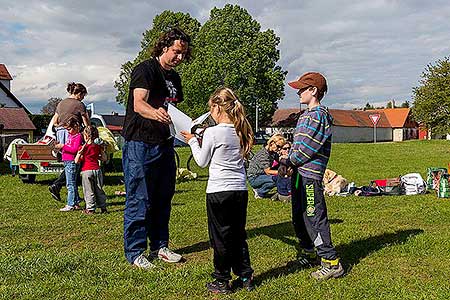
253, 188, 262, 199
206, 280, 232, 294
296, 249, 320, 268
59, 205, 74, 212
48, 185, 61, 201
152, 247, 182, 263
310, 258, 344, 280
231, 276, 255, 291
133, 254, 155, 270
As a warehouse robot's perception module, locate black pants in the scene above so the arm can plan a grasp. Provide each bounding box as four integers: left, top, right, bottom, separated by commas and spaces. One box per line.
291, 172, 338, 260
206, 191, 253, 281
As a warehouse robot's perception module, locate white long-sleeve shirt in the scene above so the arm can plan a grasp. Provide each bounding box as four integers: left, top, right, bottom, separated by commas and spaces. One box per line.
188, 123, 247, 194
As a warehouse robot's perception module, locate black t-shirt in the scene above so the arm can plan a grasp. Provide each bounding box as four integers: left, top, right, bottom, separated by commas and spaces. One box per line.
122, 58, 183, 144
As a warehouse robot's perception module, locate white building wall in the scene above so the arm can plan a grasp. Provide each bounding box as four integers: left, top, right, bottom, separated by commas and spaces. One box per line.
331, 126, 393, 143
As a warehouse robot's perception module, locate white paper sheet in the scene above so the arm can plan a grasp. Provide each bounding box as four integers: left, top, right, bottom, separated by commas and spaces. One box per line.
167, 104, 210, 141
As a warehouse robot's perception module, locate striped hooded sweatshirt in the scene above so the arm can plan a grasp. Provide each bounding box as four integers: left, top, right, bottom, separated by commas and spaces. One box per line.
288, 105, 332, 180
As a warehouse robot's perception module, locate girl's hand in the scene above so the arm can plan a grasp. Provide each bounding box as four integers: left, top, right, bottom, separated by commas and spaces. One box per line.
180, 131, 195, 142
78, 144, 86, 154
54, 143, 64, 150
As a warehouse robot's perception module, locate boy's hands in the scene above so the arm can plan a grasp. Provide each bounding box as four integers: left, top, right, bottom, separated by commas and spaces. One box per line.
180, 131, 195, 142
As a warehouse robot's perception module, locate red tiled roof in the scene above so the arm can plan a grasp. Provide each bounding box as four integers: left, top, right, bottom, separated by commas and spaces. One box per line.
271, 108, 392, 128
0, 108, 36, 130
0, 64, 12, 80
373, 108, 413, 128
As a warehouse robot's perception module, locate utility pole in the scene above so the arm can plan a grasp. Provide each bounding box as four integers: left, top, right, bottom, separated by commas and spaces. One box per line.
255, 102, 259, 133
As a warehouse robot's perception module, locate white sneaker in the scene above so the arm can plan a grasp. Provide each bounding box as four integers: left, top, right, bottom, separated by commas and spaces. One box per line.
133, 254, 155, 269
59, 205, 74, 212
155, 247, 182, 263
253, 188, 262, 199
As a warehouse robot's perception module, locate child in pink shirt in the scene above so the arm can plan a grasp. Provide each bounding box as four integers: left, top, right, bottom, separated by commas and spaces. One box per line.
54, 117, 82, 211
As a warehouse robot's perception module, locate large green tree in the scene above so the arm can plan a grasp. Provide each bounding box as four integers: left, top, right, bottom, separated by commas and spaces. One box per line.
115, 5, 286, 127
114, 11, 201, 105
179, 4, 286, 124
412, 57, 450, 134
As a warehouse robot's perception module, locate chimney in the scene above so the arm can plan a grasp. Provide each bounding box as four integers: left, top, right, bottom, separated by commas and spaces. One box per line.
391, 100, 395, 108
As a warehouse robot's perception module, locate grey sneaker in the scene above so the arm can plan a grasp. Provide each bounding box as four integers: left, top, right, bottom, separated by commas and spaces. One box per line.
133, 254, 155, 269
270, 192, 280, 201
310, 259, 344, 280
154, 247, 182, 263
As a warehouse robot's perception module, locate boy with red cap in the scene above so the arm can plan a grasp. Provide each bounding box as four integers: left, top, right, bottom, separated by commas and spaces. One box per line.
280, 72, 344, 280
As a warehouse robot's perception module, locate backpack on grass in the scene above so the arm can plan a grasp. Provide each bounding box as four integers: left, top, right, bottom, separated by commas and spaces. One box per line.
400, 173, 426, 195
370, 177, 404, 196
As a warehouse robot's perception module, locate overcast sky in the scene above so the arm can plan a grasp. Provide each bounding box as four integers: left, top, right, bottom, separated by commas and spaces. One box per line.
1, 0, 450, 114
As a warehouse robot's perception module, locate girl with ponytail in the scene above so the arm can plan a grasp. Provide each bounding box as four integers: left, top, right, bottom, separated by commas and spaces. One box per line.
181, 87, 255, 294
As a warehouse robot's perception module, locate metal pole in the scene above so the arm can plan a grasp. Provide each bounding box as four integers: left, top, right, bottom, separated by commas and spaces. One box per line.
373, 124, 376, 143
255, 102, 259, 132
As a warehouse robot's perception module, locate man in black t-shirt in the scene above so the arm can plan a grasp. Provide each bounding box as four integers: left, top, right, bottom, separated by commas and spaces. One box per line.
122, 28, 191, 269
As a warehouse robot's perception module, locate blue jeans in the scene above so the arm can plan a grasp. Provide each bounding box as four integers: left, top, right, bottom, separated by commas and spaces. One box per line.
277, 176, 292, 196
123, 140, 176, 263
64, 161, 80, 207
248, 174, 277, 197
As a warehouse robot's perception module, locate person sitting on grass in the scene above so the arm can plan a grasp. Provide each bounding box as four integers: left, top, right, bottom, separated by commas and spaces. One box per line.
75, 126, 108, 215
247, 133, 286, 199
273, 141, 293, 202
54, 117, 82, 212
181, 87, 255, 294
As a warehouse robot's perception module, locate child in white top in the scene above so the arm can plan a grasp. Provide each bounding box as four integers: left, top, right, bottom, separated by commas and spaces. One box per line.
181, 87, 255, 294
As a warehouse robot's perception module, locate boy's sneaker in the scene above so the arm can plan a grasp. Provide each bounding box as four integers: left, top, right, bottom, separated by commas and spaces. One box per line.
310, 258, 344, 280
231, 276, 255, 291
59, 205, 74, 212
296, 249, 320, 268
48, 185, 61, 201
206, 280, 232, 294
270, 192, 280, 201
253, 189, 262, 199
151, 247, 182, 263
133, 254, 155, 270
100, 207, 108, 214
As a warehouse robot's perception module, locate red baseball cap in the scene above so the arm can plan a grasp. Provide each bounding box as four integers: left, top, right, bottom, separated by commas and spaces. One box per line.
288, 72, 328, 95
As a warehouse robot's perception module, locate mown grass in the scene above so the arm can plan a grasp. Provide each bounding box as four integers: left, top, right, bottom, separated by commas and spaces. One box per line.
1, 140, 450, 299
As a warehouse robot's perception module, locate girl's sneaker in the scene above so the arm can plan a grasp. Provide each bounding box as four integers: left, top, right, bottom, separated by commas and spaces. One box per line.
73, 205, 82, 210
231, 276, 255, 291
59, 205, 74, 212
206, 280, 232, 294
82, 209, 95, 215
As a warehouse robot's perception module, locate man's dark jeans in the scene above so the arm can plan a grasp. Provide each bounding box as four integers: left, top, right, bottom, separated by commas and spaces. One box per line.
122, 140, 176, 263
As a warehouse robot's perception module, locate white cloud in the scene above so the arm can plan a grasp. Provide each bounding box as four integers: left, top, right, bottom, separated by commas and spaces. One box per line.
1, 0, 450, 114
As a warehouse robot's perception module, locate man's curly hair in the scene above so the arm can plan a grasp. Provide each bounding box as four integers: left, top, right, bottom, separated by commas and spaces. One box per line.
151, 27, 192, 61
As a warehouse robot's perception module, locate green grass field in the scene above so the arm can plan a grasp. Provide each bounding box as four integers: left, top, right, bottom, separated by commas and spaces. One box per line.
1, 140, 450, 299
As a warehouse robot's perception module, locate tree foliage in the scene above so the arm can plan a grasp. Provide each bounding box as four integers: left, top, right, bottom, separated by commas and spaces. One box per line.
179, 4, 286, 124
41, 97, 62, 115
412, 57, 450, 134
114, 5, 286, 126
114, 11, 201, 105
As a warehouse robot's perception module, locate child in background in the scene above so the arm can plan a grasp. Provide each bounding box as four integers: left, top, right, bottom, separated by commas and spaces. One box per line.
181, 87, 255, 294
274, 141, 293, 202
54, 117, 82, 211
75, 126, 108, 214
